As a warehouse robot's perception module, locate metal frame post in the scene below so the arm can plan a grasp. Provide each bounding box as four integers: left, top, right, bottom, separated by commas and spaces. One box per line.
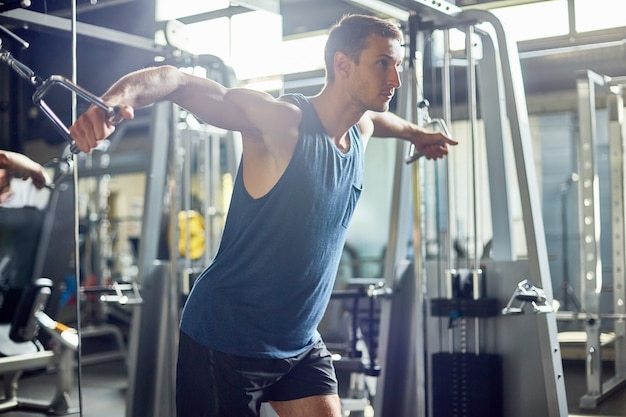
607, 81, 626, 382
126, 101, 174, 417
577, 71, 626, 408
374, 16, 424, 417
465, 12, 568, 417
576, 70, 605, 407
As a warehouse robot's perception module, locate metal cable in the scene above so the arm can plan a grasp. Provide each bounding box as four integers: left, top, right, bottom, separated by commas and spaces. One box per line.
70, 1, 85, 415
466, 25, 481, 355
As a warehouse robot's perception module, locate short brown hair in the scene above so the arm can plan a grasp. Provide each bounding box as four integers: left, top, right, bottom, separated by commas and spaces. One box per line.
324, 14, 403, 82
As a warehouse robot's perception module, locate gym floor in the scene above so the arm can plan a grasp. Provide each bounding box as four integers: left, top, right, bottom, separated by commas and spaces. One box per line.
1, 356, 625, 416
0, 359, 126, 417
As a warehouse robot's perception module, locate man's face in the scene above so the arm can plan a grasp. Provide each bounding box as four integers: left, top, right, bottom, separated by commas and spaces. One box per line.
348, 34, 403, 112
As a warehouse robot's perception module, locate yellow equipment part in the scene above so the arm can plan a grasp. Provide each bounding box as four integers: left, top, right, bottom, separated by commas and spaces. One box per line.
178, 210, 205, 259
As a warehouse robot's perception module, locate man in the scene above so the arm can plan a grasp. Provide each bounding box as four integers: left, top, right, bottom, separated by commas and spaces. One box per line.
0, 151, 50, 204
70, 14, 456, 417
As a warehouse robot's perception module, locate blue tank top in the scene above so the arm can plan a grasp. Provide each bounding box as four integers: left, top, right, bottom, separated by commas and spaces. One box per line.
179, 94, 364, 358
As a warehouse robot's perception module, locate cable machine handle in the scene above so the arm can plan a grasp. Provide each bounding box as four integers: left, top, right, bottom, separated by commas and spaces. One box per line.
32, 75, 122, 154
405, 99, 452, 164
405, 118, 452, 164
1, 41, 120, 154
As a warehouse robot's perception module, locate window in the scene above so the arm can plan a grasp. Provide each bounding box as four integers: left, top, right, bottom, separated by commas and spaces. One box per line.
491, 0, 569, 42
182, 17, 231, 60
574, 0, 626, 32
230, 11, 283, 80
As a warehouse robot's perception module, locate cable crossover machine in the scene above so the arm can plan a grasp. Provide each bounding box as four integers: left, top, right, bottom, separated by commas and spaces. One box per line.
370, 1, 568, 417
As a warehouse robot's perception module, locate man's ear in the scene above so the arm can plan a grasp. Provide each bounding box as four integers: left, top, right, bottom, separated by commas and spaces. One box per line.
334, 51, 352, 79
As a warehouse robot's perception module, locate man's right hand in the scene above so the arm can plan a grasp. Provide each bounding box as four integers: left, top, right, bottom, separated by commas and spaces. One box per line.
69, 104, 134, 153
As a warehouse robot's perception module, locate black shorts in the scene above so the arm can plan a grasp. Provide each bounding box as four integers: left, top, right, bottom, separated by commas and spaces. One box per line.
176, 331, 338, 417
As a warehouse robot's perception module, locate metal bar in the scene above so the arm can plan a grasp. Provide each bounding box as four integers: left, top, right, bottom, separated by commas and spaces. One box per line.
579, 319, 603, 407
0, 9, 165, 53
374, 22, 423, 417
208, 132, 220, 258
608, 86, 626, 380
185, 130, 193, 266
126, 102, 173, 417
474, 25, 515, 260
440, 32, 455, 393
464, 23, 482, 356
567, 0, 577, 38
176, 0, 280, 25
609, 76, 626, 87
571, 63, 626, 412
556, 312, 626, 321
576, 70, 605, 315
575, 71, 604, 407
204, 131, 214, 265
53, 0, 136, 18
388, 0, 461, 19
411, 29, 427, 417
441, 29, 454, 272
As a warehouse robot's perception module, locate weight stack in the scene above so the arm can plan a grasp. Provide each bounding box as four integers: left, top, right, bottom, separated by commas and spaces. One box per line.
432, 352, 503, 417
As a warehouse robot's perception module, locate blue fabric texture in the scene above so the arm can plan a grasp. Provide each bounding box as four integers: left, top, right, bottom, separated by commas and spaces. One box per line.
180, 93, 364, 358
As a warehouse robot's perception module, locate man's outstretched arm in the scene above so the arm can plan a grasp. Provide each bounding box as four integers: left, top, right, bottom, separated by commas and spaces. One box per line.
362, 110, 457, 160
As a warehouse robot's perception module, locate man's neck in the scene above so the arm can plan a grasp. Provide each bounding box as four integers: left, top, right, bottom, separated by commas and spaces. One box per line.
309, 88, 363, 142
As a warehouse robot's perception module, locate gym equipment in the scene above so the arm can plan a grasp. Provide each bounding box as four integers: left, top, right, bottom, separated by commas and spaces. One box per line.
0, 278, 78, 414
502, 280, 554, 315
1, 9, 171, 417
0, 154, 79, 414
432, 352, 503, 417
405, 99, 452, 164
326, 281, 391, 404
370, 1, 568, 416
555, 71, 626, 409
177, 210, 206, 260
83, 282, 143, 307
0, 1, 30, 13
0, 35, 121, 155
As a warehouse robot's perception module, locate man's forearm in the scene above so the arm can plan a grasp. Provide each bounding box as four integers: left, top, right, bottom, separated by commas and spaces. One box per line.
101, 65, 184, 108
368, 110, 421, 142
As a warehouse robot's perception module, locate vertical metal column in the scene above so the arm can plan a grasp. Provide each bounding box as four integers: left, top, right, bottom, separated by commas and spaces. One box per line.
126, 101, 174, 417
464, 24, 483, 355
0, 62, 8, 148
374, 18, 424, 417
577, 70, 604, 314
206, 131, 225, 259
474, 26, 515, 260
607, 81, 625, 381
576, 75, 626, 409
576, 70, 605, 406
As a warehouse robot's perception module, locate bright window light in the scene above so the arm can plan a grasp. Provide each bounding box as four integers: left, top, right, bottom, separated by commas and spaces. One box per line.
156, 0, 230, 22
491, 0, 569, 42
574, 0, 626, 32
230, 11, 283, 80
177, 11, 326, 81
279, 34, 327, 76
184, 17, 232, 60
